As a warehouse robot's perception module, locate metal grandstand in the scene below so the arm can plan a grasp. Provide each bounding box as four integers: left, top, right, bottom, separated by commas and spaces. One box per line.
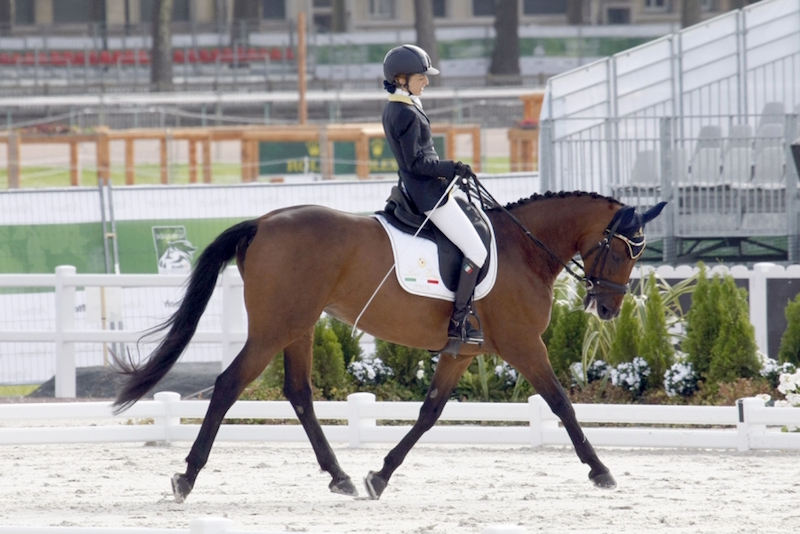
539, 0, 800, 264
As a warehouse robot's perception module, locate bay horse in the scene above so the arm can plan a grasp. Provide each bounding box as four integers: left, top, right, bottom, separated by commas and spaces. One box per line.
113, 189, 666, 502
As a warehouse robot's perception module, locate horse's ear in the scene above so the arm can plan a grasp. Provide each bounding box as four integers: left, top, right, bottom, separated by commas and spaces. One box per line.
616, 206, 637, 229
641, 201, 667, 225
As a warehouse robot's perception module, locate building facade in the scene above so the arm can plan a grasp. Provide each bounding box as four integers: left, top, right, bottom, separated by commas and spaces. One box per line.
0, 0, 758, 35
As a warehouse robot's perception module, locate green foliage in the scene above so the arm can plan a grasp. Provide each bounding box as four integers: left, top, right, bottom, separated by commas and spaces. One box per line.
311, 319, 347, 398
327, 317, 363, 367
607, 294, 641, 366
547, 305, 588, 380
706, 276, 759, 385
374, 339, 433, 393
456, 355, 508, 401
639, 273, 675, 388
260, 351, 285, 389
683, 263, 719, 379
778, 294, 800, 366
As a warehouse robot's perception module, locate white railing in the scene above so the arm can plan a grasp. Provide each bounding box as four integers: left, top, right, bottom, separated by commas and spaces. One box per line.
2, 262, 798, 396
1, 392, 798, 452
0, 265, 245, 397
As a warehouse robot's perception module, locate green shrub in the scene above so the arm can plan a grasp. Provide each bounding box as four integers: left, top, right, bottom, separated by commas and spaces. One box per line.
311, 319, 347, 398
639, 273, 675, 388
547, 305, 588, 380
683, 263, 719, 379
374, 339, 433, 395
706, 276, 759, 384
778, 294, 800, 366
327, 317, 363, 367
607, 293, 641, 366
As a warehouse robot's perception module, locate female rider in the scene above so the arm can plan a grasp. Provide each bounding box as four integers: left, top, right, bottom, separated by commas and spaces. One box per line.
381, 44, 487, 346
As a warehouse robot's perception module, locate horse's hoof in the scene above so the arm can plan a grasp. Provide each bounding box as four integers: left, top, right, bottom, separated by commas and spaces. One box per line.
171, 473, 193, 503
363, 471, 387, 500
329, 476, 358, 497
590, 470, 617, 489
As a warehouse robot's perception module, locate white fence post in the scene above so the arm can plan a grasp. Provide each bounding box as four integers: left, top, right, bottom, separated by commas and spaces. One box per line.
528, 394, 546, 447
54, 265, 76, 398
189, 517, 234, 534
750, 262, 773, 355
154, 391, 182, 444
221, 264, 244, 371
348, 392, 375, 448
736, 397, 766, 452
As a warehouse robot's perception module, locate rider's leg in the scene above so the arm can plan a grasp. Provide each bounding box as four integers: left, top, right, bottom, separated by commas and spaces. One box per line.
426, 196, 488, 344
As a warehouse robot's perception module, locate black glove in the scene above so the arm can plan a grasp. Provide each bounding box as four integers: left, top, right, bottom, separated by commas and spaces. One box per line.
454, 161, 473, 178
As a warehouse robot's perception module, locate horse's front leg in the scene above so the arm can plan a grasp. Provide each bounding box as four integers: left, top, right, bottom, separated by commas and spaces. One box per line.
283, 329, 357, 497
364, 353, 474, 500
503, 338, 616, 489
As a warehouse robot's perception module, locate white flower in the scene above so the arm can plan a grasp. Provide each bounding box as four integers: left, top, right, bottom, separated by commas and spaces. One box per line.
416, 369, 425, 380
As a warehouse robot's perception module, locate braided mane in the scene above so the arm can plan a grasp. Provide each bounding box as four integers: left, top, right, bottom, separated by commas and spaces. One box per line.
491, 190, 624, 211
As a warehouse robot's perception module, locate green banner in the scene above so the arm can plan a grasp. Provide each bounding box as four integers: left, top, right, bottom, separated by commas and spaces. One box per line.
0, 223, 106, 274
258, 136, 445, 176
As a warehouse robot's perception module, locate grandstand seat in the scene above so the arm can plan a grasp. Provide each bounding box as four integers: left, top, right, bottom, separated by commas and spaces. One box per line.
49, 50, 68, 66
689, 147, 723, 185
726, 124, 753, 150
199, 49, 213, 63
754, 123, 784, 157
721, 146, 753, 185
753, 146, 785, 186
695, 125, 724, 151
758, 101, 785, 130
269, 47, 282, 61
174, 50, 185, 63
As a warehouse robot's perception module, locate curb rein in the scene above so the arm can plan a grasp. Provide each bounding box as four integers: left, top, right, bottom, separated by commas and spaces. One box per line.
459, 175, 630, 298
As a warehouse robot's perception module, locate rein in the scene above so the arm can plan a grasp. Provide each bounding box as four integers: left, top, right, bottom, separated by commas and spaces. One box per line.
462, 176, 629, 297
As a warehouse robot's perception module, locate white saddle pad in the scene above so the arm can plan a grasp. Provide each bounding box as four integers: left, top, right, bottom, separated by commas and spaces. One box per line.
374, 210, 498, 302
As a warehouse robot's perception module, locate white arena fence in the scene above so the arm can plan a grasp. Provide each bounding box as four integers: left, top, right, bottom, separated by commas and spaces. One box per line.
0, 391, 797, 453
0, 262, 798, 394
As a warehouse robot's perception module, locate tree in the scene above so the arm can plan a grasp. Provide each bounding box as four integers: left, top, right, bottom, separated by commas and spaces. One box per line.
311, 320, 347, 398
567, 0, 583, 25
414, 0, 440, 87
681, 0, 702, 29
639, 274, 674, 388
150, 0, 174, 92
488, 0, 521, 85
608, 294, 641, 366
706, 276, 759, 384
778, 294, 800, 366
683, 264, 719, 379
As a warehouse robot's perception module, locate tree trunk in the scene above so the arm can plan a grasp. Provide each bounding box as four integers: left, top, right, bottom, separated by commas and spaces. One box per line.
150, 0, 174, 92
332, 0, 348, 32
681, 0, 702, 29
567, 0, 583, 25
414, 0, 440, 87
0, 0, 12, 36
488, 0, 520, 85
231, 0, 260, 47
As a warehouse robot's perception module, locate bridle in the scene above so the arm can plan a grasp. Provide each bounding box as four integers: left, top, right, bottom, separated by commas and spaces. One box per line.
462, 177, 643, 299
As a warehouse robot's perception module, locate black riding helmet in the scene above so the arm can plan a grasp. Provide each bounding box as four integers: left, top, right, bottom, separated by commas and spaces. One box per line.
383, 44, 439, 86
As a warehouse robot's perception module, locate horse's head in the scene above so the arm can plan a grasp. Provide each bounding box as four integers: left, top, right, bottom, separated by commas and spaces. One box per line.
579, 201, 667, 320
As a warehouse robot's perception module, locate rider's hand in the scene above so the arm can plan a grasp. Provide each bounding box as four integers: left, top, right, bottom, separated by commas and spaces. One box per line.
454, 161, 474, 178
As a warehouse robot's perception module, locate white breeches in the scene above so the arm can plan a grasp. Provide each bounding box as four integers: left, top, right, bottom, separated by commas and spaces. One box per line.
425, 195, 488, 267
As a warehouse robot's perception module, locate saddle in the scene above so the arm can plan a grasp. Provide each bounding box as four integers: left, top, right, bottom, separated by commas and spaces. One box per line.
378, 185, 492, 292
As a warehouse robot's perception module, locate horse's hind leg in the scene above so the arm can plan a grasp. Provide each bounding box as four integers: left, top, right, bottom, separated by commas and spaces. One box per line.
364, 354, 474, 500
283, 329, 357, 497
172, 340, 276, 502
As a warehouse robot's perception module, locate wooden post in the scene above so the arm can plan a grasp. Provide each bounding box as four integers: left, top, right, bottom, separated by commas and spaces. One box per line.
124, 138, 135, 185
471, 126, 482, 173
355, 133, 369, 179
445, 128, 456, 163
160, 136, 168, 184
69, 141, 80, 186
96, 130, 110, 185
202, 137, 212, 183
188, 139, 198, 183
7, 131, 19, 188
297, 12, 307, 124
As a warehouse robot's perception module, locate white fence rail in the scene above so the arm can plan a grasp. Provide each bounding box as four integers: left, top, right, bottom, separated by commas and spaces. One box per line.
2, 262, 799, 396
1, 392, 798, 453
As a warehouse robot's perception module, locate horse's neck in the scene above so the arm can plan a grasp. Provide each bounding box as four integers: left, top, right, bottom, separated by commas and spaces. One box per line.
510, 197, 607, 269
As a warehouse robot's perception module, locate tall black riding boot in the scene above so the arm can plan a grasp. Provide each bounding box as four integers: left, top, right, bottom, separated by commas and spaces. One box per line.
447, 258, 484, 345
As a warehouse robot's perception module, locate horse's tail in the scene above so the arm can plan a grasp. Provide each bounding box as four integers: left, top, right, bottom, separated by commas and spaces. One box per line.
113, 219, 259, 414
